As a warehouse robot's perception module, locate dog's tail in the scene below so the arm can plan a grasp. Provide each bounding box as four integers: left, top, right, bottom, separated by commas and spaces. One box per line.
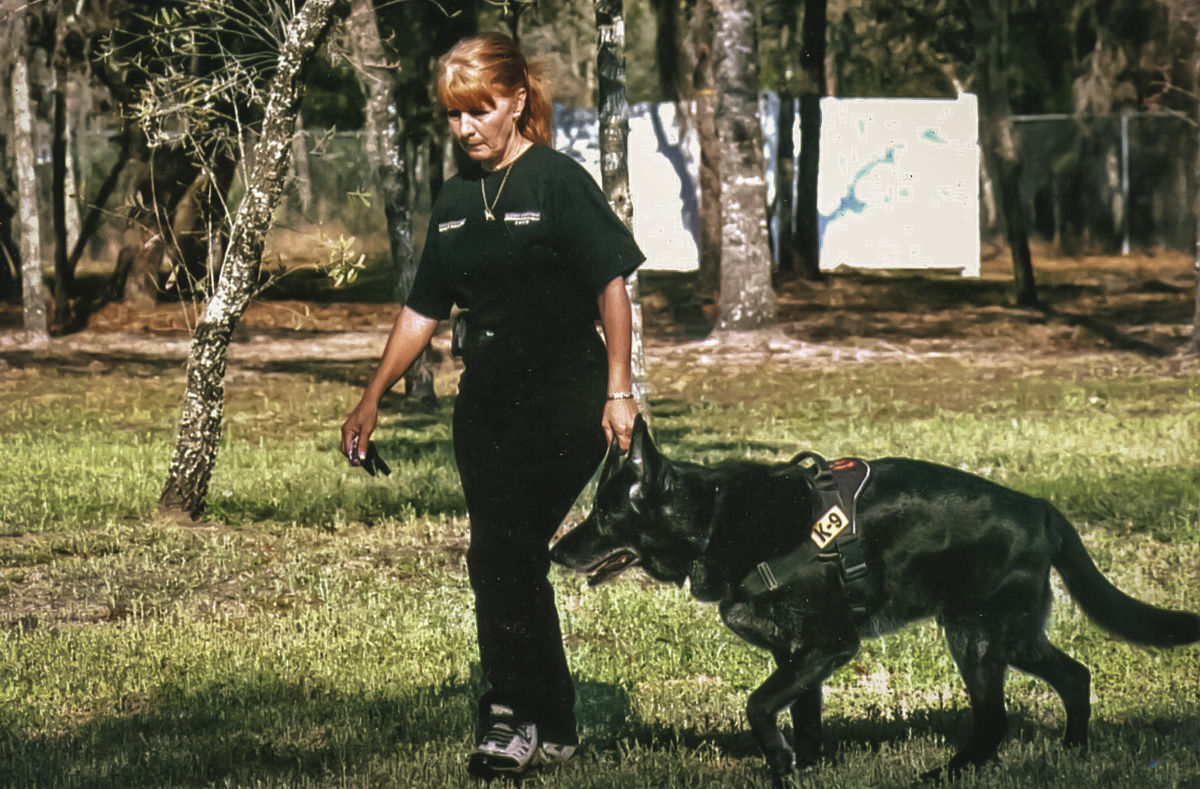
1047, 504, 1200, 647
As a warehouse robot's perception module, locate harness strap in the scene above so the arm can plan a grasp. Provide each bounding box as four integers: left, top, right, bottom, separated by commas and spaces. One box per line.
735, 453, 872, 612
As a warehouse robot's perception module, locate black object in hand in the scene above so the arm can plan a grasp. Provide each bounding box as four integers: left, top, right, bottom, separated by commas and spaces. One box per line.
351, 439, 391, 477
362, 442, 391, 477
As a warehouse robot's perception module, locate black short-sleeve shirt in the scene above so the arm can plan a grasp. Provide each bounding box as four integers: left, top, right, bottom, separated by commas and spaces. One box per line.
406, 145, 645, 330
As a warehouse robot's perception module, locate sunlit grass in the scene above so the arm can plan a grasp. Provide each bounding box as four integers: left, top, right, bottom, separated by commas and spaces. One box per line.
1, 355, 1198, 787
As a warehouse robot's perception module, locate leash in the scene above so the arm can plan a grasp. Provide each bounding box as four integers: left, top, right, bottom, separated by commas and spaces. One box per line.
736, 453, 872, 615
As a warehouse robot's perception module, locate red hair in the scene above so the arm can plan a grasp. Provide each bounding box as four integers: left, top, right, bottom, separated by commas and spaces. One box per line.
436, 33, 553, 147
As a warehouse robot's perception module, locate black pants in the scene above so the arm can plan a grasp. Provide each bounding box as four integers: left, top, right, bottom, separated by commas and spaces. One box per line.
453, 336, 607, 745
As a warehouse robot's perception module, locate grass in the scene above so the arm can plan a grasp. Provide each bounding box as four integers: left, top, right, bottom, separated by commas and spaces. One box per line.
0, 352, 1198, 788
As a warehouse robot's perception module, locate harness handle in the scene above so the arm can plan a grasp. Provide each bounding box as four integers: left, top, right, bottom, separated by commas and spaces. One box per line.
787, 451, 837, 490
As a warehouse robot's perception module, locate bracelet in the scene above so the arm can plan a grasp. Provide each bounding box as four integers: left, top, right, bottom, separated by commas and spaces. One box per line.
606, 391, 635, 401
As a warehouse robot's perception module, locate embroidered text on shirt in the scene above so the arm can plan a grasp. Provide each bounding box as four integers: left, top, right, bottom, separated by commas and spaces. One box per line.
438, 219, 466, 232
503, 211, 541, 226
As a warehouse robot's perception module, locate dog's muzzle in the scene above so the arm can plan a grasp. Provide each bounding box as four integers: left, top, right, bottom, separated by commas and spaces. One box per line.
584, 550, 640, 586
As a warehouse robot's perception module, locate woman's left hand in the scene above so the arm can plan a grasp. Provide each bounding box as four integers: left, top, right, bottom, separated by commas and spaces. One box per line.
602, 397, 639, 450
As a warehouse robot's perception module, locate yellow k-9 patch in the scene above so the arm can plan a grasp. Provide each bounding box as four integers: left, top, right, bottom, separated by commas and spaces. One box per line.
810, 505, 850, 549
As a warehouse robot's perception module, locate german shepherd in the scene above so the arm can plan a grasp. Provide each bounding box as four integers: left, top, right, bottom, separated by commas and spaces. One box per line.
550, 416, 1200, 787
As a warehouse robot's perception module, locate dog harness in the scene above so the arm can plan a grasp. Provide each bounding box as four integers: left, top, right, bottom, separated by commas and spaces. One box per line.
736, 453, 872, 614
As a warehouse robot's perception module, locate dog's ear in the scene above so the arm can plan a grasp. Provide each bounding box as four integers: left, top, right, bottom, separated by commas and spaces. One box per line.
598, 433, 622, 487
628, 414, 662, 482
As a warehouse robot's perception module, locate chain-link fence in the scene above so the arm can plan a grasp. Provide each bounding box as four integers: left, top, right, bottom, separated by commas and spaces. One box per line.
1007, 112, 1196, 253
42, 109, 1200, 273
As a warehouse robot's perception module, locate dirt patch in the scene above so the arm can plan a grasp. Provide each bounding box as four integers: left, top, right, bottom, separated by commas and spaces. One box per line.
1, 245, 1196, 373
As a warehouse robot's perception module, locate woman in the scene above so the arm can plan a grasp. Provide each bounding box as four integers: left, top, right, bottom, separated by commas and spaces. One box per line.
339, 33, 644, 777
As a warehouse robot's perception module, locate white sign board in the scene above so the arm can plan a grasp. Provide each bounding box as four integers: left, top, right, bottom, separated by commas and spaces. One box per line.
555, 103, 701, 272
555, 95, 981, 275
817, 95, 980, 276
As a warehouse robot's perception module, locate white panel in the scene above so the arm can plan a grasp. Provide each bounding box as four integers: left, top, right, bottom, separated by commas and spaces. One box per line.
817, 95, 980, 276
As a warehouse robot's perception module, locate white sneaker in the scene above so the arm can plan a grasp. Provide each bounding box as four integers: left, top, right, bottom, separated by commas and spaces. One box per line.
533, 740, 577, 767
469, 705, 539, 774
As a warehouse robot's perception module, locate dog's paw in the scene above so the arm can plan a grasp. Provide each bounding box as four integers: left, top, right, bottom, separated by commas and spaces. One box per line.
769, 774, 799, 789
919, 766, 945, 783
794, 743, 820, 772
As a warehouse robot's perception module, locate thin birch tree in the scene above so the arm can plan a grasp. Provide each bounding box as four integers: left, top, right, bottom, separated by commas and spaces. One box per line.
160, 0, 347, 518
51, 1, 77, 328
6, 0, 50, 343
596, 0, 649, 412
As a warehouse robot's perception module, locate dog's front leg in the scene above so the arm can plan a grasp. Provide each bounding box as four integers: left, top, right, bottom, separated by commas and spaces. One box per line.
790, 684, 823, 769
747, 648, 850, 788
769, 647, 823, 769
745, 666, 804, 788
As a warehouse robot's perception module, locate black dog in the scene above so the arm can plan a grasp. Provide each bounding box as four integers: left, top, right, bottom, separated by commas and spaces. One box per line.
551, 416, 1200, 787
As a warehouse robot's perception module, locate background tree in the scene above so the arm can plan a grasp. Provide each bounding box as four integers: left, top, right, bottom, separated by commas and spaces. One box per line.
687, 0, 722, 298
828, 0, 975, 100
0, 166, 17, 302
92, 0, 329, 312
50, 0, 79, 328
5, 0, 50, 343
1153, 0, 1200, 353
974, 0, 1038, 306
345, 0, 443, 406
759, 0, 799, 276
712, 0, 775, 330
596, 0, 649, 410
160, 0, 348, 518
793, 0, 825, 280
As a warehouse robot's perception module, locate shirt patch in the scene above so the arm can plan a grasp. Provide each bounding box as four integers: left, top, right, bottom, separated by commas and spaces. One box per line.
438, 219, 466, 232
503, 211, 541, 226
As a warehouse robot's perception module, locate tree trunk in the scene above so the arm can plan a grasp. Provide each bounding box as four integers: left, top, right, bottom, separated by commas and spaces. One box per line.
347, 0, 435, 404
974, 0, 1037, 307
11, 6, 49, 343
690, 0, 721, 298
290, 115, 314, 216
792, 0, 826, 281
160, 0, 345, 519
64, 73, 83, 255
72, 120, 133, 278
51, 11, 72, 328
116, 134, 166, 308
1192, 32, 1200, 355
0, 189, 17, 298
596, 0, 649, 413
712, 0, 776, 331
774, 90, 794, 273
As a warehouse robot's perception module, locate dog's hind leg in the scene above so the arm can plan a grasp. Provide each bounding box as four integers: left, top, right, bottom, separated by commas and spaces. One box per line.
938, 621, 1011, 778
1010, 635, 1091, 749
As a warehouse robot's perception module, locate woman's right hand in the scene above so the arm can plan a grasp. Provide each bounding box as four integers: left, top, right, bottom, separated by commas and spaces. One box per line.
339, 307, 440, 466
340, 400, 379, 465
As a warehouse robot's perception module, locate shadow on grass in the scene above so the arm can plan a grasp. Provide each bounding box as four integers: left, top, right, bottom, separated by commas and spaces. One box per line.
595, 702, 1198, 788
0, 349, 411, 392
0, 670, 631, 788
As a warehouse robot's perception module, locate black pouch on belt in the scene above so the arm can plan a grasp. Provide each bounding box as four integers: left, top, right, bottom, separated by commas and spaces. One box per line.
450, 311, 495, 358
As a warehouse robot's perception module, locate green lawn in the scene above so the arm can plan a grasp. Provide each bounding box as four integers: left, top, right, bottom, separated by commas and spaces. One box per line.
1, 353, 1197, 788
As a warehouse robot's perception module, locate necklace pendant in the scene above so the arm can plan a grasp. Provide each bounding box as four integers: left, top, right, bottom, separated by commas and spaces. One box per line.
484, 208, 495, 221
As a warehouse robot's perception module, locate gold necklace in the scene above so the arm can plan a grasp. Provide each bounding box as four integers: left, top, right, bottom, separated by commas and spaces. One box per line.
481, 162, 513, 221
